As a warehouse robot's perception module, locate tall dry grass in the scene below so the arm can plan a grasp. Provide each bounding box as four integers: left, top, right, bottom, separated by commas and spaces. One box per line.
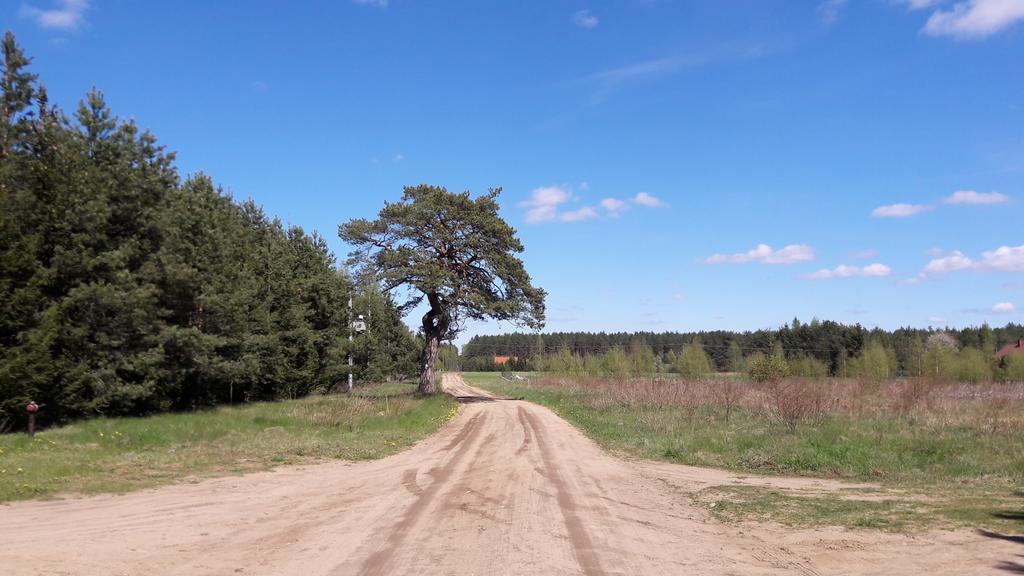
527, 375, 1024, 432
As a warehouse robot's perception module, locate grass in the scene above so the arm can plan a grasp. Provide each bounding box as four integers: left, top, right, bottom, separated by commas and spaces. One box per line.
464, 372, 1024, 533
0, 382, 457, 502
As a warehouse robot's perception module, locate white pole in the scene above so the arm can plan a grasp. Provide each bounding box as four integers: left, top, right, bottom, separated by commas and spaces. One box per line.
348, 295, 353, 393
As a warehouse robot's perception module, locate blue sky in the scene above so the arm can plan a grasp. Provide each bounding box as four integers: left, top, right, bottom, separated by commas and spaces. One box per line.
6, 0, 1024, 345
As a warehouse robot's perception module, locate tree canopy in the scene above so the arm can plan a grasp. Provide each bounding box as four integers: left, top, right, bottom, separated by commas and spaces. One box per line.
0, 33, 418, 429
340, 185, 546, 393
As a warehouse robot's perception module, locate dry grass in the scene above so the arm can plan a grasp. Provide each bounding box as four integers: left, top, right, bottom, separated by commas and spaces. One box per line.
520, 374, 1024, 432
466, 372, 1024, 531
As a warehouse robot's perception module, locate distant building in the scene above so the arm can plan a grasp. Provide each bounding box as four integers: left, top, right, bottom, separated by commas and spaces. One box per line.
494, 356, 518, 366
995, 339, 1024, 361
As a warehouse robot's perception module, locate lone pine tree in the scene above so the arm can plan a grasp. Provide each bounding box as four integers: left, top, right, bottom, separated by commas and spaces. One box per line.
340, 185, 546, 394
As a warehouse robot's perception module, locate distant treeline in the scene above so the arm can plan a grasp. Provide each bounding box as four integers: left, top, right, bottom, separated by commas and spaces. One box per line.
461, 320, 1024, 381
0, 34, 418, 428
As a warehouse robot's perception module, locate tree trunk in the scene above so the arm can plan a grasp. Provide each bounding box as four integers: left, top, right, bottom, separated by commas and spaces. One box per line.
419, 330, 439, 394
417, 293, 448, 395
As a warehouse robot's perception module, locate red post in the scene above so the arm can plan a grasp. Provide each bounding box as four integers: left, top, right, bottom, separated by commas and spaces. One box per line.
26, 401, 38, 437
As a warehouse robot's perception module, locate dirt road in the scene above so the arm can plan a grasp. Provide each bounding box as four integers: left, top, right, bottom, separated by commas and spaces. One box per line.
0, 374, 1016, 575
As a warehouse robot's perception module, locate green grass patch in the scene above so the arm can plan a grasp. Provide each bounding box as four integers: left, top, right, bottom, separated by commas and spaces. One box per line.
464, 372, 1024, 532
0, 382, 457, 502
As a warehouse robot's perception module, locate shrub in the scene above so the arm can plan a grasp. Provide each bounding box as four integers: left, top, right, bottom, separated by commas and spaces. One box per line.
1003, 354, 1024, 382
675, 343, 712, 377
748, 352, 789, 383
848, 341, 897, 382
788, 355, 829, 378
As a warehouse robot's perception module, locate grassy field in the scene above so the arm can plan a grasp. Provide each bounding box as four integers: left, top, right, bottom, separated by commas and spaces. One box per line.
0, 382, 457, 502
464, 372, 1024, 532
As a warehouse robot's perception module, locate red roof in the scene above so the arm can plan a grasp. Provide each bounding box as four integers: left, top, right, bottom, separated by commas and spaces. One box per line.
996, 339, 1024, 360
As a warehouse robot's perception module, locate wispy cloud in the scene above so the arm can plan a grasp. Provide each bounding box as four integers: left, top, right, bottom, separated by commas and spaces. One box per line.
600, 197, 627, 215
352, 0, 388, 6
942, 189, 1011, 204
922, 0, 1024, 39
705, 244, 816, 265
583, 45, 765, 106
899, 0, 945, 9
20, 0, 88, 30
848, 249, 879, 260
806, 263, 892, 279
560, 206, 598, 222
871, 203, 933, 218
250, 80, 269, 93
818, 0, 848, 25
632, 192, 666, 208
572, 9, 599, 29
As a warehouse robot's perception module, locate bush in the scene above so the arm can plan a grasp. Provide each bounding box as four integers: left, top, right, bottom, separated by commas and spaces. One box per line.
748, 352, 789, 383
848, 341, 896, 382
1003, 354, 1024, 382
956, 348, 992, 383
675, 343, 712, 377
788, 355, 829, 378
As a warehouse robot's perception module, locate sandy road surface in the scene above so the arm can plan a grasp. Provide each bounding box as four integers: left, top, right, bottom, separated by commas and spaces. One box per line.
0, 374, 1017, 575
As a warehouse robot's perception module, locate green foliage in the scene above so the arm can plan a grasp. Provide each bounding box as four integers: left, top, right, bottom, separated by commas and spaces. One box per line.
848, 341, 897, 382
747, 351, 789, 383
675, 343, 712, 377
787, 355, 829, 378
955, 348, 992, 383
0, 35, 417, 428
340, 185, 546, 392
1002, 354, 1024, 382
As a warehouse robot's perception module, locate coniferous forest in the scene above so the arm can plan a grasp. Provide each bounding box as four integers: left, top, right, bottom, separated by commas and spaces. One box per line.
462, 321, 1024, 379
0, 33, 419, 429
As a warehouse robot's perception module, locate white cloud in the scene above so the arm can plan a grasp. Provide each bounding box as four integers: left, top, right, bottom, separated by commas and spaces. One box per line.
980, 244, 1024, 271
572, 9, 599, 29
923, 250, 975, 274
521, 185, 601, 223
928, 315, 947, 324
353, 0, 388, 6
560, 206, 598, 222
521, 185, 571, 223
21, 0, 88, 30
818, 0, 848, 24
871, 203, 932, 218
911, 244, 1024, 281
392, 153, 404, 162
993, 301, 1016, 313
632, 192, 666, 208
600, 198, 627, 215
807, 263, 892, 279
250, 80, 269, 93
942, 189, 1011, 205
923, 0, 1024, 39
671, 293, 685, 301
579, 181, 590, 191
705, 243, 816, 265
